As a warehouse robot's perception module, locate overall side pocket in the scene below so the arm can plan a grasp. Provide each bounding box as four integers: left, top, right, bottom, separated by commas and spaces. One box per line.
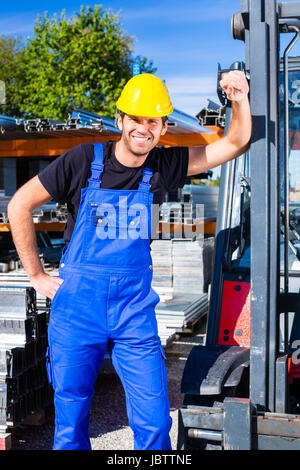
50, 276, 65, 310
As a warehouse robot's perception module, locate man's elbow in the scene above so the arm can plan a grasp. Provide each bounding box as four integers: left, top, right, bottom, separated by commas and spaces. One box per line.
231, 136, 251, 159
8, 195, 20, 223
8, 190, 31, 222
239, 139, 251, 155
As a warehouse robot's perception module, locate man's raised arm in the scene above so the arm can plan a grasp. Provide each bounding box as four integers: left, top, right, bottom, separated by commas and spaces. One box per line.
188, 70, 251, 176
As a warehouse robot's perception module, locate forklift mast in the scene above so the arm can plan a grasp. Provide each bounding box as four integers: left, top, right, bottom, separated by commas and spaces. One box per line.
178, 0, 300, 450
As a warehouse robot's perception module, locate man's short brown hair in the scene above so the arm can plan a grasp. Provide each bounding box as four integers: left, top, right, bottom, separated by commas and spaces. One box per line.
117, 109, 168, 126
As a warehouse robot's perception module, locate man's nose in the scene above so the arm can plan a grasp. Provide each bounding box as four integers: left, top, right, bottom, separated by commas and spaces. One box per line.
136, 120, 150, 132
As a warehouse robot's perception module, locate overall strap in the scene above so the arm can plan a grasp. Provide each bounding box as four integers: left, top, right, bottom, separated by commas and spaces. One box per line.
138, 167, 153, 192
88, 143, 104, 187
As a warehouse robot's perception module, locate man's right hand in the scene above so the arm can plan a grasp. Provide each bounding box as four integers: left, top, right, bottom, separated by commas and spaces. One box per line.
30, 272, 64, 300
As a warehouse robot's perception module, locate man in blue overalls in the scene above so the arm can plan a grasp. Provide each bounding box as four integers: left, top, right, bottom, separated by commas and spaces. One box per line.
8, 72, 251, 450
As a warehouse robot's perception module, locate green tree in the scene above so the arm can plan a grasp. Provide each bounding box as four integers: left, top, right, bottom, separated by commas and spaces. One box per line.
15, 5, 156, 120
0, 35, 24, 116
191, 176, 220, 186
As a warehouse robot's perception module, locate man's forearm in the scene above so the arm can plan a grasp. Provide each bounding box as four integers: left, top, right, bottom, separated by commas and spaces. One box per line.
8, 202, 44, 280
226, 97, 252, 150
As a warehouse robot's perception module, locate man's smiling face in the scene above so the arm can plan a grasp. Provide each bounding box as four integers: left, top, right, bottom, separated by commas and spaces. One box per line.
117, 114, 168, 157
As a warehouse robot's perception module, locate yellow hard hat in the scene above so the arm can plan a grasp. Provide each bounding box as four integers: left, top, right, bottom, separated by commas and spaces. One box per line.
116, 73, 173, 118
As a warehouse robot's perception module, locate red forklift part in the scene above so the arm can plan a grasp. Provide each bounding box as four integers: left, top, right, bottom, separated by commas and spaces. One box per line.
218, 280, 250, 347
288, 358, 300, 385
0, 433, 12, 451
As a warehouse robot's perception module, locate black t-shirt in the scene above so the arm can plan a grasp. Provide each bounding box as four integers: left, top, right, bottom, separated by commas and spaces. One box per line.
38, 141, 189, 243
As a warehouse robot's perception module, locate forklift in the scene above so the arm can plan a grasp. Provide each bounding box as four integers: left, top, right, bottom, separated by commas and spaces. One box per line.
177, 0, 300, 450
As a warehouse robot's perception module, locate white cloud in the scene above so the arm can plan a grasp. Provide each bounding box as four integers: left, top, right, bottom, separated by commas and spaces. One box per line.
165, 76, 217, 96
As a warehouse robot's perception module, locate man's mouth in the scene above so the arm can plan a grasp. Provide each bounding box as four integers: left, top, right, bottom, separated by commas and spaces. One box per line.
131, 135, 151, 143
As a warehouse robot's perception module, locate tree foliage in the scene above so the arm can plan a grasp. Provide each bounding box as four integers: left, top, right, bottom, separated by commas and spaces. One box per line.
2, 6, 156, 120
191, 176, 220, 186
0, 35, 24, 116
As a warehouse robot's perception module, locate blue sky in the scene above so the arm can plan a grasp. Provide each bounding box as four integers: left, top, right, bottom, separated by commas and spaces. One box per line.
2, 0, 300, 116
1, 0, 246, 116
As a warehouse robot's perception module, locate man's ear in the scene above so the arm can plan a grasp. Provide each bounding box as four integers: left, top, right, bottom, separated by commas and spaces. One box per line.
161, 119, 168, 136
116, 114, 123, 131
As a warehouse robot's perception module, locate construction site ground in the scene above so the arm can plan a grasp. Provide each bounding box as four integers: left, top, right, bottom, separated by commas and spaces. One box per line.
8, 320, 206, 451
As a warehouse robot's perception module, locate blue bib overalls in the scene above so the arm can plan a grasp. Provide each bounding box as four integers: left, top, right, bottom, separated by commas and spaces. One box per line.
46, 143, 172, 450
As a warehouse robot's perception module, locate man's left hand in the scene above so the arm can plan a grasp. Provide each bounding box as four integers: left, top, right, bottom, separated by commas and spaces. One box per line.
219, 70, 249, 102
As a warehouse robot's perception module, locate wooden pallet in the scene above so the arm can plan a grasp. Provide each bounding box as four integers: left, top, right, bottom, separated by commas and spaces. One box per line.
178, 310, 208, 336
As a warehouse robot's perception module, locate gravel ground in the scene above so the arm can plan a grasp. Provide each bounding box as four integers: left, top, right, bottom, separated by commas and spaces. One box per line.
10, 332, 205, 451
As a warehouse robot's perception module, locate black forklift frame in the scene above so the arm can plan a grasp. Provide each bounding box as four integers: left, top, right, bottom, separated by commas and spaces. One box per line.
178, 0, 300, 450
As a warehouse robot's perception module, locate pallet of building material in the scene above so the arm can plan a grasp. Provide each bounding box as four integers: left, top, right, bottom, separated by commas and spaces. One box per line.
0, 346, 50, 427
0, 315, 34, 341
151, 240, 173, 288
157, 325, 177, 347
0, 284, 51, 429
0, 379, 50, 428
0, 287, 36, 316
0, 317, 47, 346
152, 272, 172, 287
151, 239, 173, 251
153, 286, 173, 302
0, 340, 35, 376
155, 293, 208, 345
172, 239, 204, 293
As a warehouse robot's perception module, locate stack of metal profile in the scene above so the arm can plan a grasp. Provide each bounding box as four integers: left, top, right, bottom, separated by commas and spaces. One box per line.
69, 109, 119, 134
0, 115, 24, 133
0, 109, 121, 139
24, 118, 61, 134
182, 203, 193, 225
0, 197, 67, 224
159, 202, 193, 225
172, 239, 204, 294
24, 109, 121, 137
0, 287, 51, 430
155, 293, 208, 346
167, 108, 216, 135
196, 99, 226, 128
0, 196, 12, 224
160, 203, 182, 223
31, 202, 67, 224
151, 240, 173, 288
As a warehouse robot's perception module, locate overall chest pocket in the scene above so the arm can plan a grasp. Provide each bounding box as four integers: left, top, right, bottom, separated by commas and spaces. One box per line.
83, 203, 151, 266
89, 204, 149, 239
